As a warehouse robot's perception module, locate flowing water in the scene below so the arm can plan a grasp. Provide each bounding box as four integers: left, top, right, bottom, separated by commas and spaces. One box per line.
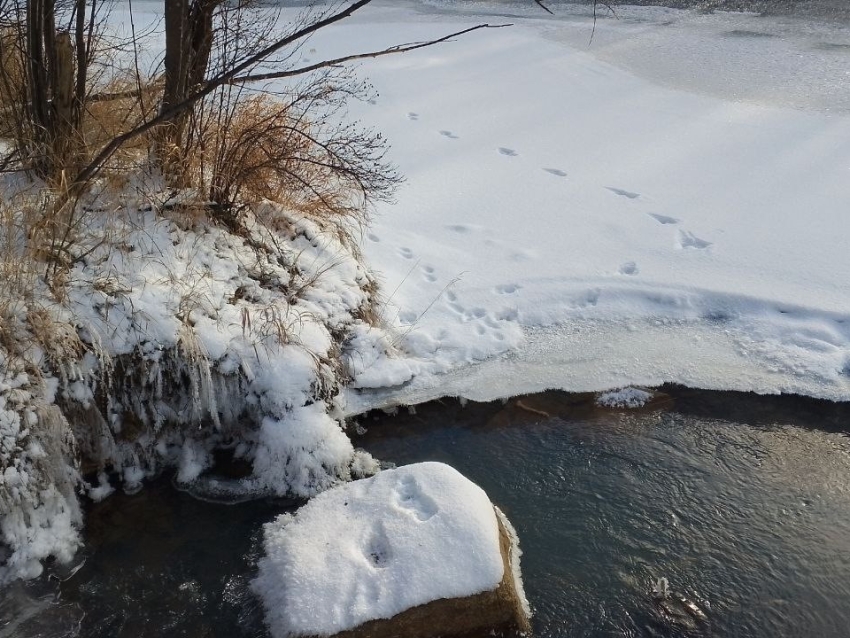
4, 387, 850, 637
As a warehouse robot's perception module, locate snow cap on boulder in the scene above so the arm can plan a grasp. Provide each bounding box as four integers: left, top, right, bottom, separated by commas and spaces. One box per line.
253, 461, 529, 638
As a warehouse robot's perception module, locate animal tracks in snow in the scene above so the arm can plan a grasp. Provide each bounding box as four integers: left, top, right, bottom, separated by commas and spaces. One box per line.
393, 475, 437, 522
364, 523, 392, 568
619, 261, 639, 275
678, 230, 712, 250
648, 213, 679, 225
606, 186, 641, 199
398, 117, 571, 177
602, 187, 713, 258
495, 283, 521, 295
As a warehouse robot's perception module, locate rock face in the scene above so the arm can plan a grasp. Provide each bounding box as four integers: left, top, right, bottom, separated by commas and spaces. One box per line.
253, 462, 531, 638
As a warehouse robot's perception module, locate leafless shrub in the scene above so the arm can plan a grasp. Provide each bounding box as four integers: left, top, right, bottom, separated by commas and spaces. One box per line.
188, 81, 399, 226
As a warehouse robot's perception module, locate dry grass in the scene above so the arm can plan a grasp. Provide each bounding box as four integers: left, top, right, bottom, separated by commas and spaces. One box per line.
0, 193, 85, 374
0, 28, 26, 143
84, 76, 162, 165
184, 88, 399, 236
193, 94, 346, 213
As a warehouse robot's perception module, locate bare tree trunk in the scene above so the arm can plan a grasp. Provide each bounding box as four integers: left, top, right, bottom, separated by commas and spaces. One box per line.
18, 0, 88, 179
52, 30, 75, 170
159, 0, 218, 184
26, 0, 48, 168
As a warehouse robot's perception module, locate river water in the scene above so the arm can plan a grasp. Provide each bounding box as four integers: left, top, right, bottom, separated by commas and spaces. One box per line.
4, 387, 850, 637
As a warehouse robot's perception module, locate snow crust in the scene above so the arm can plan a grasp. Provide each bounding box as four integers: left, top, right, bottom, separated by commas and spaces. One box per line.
253, 462, 505, 637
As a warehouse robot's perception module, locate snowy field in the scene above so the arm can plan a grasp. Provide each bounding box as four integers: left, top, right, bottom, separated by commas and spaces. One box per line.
318, 0, 850, 408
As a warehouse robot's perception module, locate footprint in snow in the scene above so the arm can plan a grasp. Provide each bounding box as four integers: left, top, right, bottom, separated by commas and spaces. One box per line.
619, 261, 639, 275
367, 233, 380, 242
364, 523, 392, 568
439, 130, 459, 139
464, 308, 487, 320
606, 186, 640, 199
495, 283, 521, 295
367, 98, 377, 105
398, 246, 415, 259
394, 475, 437, 522
498, 147, 518, 157
678, 230, 712, 250
407, 112, 419, 121
543, 168, 567, 177
421, 265, 437, 282
648, 213, 679, 225
446, 224, 471, 233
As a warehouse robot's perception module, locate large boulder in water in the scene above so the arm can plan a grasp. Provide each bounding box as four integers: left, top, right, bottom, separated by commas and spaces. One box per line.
253, 462, 531, 638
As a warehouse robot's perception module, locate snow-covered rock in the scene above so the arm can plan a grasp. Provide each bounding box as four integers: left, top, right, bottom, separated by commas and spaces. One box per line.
595, 387, 654, 409
253, 462, 530, 638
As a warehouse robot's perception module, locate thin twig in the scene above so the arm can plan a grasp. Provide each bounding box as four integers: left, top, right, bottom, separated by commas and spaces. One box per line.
534, 0, 554, 15
590, 0, 618, 45
232, 24, 511, 84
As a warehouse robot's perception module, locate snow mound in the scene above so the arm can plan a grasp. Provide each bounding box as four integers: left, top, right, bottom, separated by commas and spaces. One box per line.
596, 387, 653, 409
253, 462, 505, 637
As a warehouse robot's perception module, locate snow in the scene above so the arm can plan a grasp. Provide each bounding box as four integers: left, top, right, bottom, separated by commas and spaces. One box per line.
291, 0, 850, 408
596, 387, 653, 409
252, 462, 509, 637
0, 355, 81, 584
0, 191, 385, 578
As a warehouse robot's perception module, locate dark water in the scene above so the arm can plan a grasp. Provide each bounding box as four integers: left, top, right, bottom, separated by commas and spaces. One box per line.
356, 389, 850, 637
4, 387, 850, 637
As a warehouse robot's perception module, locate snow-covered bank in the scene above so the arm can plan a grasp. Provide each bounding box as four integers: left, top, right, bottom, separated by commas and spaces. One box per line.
307, 0, 850, 408
0, 185, 390, 582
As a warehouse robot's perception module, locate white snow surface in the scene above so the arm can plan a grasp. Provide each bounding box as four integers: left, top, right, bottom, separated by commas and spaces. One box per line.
265, 0, 850, 410
253, 462, 507, 637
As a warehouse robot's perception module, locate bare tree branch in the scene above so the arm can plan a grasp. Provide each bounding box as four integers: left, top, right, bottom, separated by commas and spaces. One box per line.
534, 0, 554, 15
72, 0, 376, 187
591, 1, 618, 44
70, 0, 508, 190
231, 23, 510, 85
